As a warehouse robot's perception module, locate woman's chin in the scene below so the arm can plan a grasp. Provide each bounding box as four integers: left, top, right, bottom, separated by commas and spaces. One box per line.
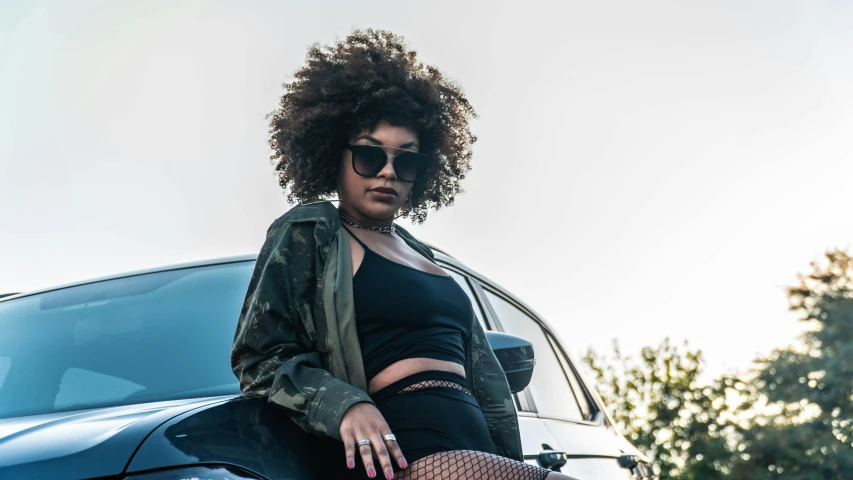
363, 202, 400, 221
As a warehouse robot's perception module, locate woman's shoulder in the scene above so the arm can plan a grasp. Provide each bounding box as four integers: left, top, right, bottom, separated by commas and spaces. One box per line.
393, 224, 435, 261
275, 200, 340, 225
259, 201, 341, 272
266, 201, 341, 237
258, 203, 342, 263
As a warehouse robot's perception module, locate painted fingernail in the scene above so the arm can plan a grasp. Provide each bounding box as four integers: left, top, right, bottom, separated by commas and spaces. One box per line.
347, 459, 354, 469
401, 460, 408, 469
386, 469, 394, 479
368, 468, 376, 478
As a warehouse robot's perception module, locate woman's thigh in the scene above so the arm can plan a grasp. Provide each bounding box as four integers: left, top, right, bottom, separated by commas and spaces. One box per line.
396, 449, 566, 480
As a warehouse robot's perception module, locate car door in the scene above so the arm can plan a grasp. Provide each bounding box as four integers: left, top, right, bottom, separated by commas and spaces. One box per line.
477, 287, 641, 479
440, 268, 564, 469
543, 332, 649, 479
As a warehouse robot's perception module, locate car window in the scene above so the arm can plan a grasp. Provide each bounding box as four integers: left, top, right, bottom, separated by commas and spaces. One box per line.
0, 261, 251, 418
55, 368, 145, 409
446, 270, 487, 330
549, 334, 593, 420
0, 357, 9, 390
483, 291, 584, 422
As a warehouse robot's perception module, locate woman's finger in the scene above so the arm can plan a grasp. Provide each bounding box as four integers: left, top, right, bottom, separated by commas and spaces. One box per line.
381, 431, 408, 470
343, 436, 356, 470
370, 431, 394, 479
357, 437, 378, 478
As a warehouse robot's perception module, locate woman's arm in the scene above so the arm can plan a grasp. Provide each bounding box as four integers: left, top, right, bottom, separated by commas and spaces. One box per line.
230, 219, 374, 441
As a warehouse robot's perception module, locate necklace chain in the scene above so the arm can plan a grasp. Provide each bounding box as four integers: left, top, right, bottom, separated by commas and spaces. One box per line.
339, 212, 396, 234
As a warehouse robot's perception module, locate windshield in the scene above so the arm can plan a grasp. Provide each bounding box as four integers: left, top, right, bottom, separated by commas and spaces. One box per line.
0, 261, 254, 418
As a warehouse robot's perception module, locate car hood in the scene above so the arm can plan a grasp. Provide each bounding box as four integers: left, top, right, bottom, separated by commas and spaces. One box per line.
0, 396, 235, 480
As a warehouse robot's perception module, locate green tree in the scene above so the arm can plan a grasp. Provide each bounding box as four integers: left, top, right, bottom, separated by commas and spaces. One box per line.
731, 249, 853, 478
585, 249, 853, 479
583, 339, 742, 479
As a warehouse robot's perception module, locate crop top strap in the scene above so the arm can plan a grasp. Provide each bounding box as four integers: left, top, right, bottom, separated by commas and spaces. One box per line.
340, 224, 371, 251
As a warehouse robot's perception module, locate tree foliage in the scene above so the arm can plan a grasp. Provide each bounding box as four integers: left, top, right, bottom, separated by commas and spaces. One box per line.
584, 249, 853, 479
737, 249, 853, 478
584, 339, 742, 479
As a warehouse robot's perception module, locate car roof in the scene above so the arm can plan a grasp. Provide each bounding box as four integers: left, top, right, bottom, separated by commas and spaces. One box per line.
0, 254, 258, 303
0, 245, 548, 327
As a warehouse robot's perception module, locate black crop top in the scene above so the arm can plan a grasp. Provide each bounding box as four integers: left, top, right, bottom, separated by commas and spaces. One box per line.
342, 225, 474, 382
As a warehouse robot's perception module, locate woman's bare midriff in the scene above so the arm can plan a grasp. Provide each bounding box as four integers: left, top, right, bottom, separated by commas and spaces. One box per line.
367, 357, 466, 395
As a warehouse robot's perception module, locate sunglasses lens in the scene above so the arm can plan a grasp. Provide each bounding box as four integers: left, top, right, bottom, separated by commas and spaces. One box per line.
394, 152, 422, 182
351, 146, 387, 177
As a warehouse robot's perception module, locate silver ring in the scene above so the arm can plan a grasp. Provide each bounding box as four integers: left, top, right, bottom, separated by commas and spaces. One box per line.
357, 439, 371, 447
383, 434, 397, 442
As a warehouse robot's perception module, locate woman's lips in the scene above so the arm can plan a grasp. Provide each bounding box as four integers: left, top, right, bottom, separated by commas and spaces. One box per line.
370, 187, 397, 202
370, 190, 396, 202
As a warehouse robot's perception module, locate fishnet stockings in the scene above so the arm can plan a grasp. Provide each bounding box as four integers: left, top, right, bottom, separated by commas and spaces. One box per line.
396, 380, 472, 396
395, 449, 552, 480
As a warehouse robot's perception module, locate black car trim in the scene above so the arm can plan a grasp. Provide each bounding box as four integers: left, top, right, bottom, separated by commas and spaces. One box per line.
530, 413, 610, 428
523, 453, 622, 460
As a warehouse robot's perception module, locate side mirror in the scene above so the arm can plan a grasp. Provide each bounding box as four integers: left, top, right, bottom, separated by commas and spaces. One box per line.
485, 331, 535, 394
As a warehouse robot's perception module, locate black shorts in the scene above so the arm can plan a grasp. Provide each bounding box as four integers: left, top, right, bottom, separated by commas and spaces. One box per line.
370, 369, 499, 472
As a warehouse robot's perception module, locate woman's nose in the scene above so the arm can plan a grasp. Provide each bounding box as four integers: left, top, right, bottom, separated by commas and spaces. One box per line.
376, 155, 398, 180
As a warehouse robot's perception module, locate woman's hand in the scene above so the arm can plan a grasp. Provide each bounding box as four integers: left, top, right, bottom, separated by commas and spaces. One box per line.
340, 402, 408, 479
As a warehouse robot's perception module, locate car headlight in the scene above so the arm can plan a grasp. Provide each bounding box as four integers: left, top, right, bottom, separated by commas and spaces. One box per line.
123, 465, 264, 480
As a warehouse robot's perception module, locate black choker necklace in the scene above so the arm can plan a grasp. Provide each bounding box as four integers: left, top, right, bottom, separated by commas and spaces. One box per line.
339, 212, 396, 234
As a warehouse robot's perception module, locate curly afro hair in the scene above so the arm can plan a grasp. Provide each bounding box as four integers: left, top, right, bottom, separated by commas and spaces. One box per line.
267, 29, 477, 223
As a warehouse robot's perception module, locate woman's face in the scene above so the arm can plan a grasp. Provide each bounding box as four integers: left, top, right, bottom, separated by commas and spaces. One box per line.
337, 120, 418, 224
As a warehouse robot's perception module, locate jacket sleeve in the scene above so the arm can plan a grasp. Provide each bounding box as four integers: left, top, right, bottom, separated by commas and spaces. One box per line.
466, 312, 525, 461
230, 219, 374, 441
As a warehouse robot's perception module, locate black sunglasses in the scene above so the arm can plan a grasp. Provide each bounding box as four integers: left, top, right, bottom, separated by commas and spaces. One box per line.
345, 144, 430, 183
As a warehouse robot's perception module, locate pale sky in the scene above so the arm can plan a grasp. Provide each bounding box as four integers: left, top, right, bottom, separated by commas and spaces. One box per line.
1, 0, 851, 380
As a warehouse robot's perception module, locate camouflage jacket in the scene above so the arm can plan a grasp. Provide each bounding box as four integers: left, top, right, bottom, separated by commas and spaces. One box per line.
230, 201, 523, 461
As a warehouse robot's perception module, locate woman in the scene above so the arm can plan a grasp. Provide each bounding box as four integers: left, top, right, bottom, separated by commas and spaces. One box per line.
231, 29, 577, 480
